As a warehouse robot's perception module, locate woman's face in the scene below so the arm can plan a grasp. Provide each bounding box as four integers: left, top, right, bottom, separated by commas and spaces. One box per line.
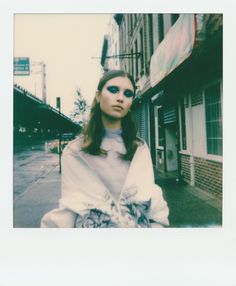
97, 76, 134, 121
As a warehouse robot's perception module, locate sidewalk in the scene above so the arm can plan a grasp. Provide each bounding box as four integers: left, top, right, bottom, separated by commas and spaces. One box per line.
13, 164, 222, 228
154, 169, 222, 227
13, 165, 61, 228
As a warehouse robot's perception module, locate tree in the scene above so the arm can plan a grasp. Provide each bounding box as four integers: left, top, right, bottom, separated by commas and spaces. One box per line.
70, 88, 89, 127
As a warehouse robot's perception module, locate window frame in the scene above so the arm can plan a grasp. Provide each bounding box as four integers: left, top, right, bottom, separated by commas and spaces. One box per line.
203, 79, 223, 161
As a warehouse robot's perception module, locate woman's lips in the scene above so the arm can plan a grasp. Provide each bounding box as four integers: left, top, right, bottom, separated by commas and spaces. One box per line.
112, 105, 123, 111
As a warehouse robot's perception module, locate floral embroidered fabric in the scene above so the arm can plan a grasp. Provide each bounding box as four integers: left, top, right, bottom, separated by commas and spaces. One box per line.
74, 199, 152, 228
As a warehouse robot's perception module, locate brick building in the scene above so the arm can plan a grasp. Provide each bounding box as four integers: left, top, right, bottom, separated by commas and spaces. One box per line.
103, 14, 223, 199
101, 15, 120, 72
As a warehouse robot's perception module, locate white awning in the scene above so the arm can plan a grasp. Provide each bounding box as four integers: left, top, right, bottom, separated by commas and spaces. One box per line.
150, 14, 195, 87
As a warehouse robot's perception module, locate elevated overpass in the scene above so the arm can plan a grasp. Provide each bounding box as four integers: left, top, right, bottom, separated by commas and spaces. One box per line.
14, 84, 81, 143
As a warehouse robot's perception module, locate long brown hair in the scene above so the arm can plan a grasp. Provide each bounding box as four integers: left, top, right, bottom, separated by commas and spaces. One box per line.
81, 70, 143, 161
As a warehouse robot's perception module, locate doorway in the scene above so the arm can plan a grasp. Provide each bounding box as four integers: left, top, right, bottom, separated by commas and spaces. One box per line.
165, 123, 178, 172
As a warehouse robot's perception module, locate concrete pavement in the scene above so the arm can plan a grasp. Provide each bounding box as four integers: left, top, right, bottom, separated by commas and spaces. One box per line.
155, 171, 222, 227
13, 165, 61, 228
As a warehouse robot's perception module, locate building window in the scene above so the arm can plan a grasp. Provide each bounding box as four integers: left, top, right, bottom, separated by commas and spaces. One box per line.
158, 14, 164, 43
119, 27, 122, 54
130, 14, 133, 33
204, 82, 222, 156
135, 40, 139, 81
124, 18, 127, 52
148, 14, 153, 57
122, 21, 125, 52
171, 14, 179, 25
180, 98, 187, 150
158, 107, 164, 147
131, 48, 134, 77
128, 14, 131, 35
115, 43, 118, 67
140, 28, 144, 73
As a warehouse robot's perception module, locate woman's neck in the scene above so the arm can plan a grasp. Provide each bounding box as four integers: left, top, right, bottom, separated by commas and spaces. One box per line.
101, 114, 121, 129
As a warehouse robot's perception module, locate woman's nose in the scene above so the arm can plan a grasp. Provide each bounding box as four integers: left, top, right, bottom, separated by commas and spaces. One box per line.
116, 91, 124, 102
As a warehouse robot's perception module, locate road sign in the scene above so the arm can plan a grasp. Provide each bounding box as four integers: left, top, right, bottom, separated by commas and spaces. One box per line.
14, 57, 30, 76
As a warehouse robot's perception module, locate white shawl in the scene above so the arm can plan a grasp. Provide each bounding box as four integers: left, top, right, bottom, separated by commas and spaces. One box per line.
41, 137, 169, 228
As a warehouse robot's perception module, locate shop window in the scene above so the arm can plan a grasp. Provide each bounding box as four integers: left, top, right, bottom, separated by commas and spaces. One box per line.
204, 82, 222, 156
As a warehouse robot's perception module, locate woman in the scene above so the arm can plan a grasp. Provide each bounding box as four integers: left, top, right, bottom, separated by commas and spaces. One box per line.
41, 70, 169, 228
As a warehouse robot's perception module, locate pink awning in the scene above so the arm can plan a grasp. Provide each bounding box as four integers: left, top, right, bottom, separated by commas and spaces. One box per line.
150, 14, 195, 87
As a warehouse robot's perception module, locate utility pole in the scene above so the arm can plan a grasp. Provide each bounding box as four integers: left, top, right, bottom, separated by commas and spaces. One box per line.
56, 97, 62, 173
31, 61, 47, 102
41, 62, 47, 103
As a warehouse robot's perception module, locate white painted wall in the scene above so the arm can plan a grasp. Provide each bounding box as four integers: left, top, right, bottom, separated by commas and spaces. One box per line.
185, 104, 191, 153
191, 104, 206, 157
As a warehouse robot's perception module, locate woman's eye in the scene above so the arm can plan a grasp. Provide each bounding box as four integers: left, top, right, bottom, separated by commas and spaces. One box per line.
124, 90, 134, 98
107, 86, 119, 93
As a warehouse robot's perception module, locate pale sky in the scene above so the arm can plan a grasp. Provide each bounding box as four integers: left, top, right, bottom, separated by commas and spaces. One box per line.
14, 14, 111, 116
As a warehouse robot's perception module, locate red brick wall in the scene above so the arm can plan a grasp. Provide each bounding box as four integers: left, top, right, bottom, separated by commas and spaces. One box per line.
194, 156, 222, 198
180, 154, 191, 183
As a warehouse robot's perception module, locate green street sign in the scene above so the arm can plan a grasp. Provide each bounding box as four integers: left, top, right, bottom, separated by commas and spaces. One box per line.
14, 57, 30, 76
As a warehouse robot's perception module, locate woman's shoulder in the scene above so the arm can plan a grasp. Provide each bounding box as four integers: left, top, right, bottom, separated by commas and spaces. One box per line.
63, 134, 84, 155
134, 137, 152, 159
135, 136, 148, 148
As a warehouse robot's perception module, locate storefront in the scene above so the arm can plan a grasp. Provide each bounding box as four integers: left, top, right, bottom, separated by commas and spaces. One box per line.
150, 14, 195, 179
149, 14, 223, 199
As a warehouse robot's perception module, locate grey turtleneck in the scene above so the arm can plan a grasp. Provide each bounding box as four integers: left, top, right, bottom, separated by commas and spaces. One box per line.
82, 128, 130, 201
